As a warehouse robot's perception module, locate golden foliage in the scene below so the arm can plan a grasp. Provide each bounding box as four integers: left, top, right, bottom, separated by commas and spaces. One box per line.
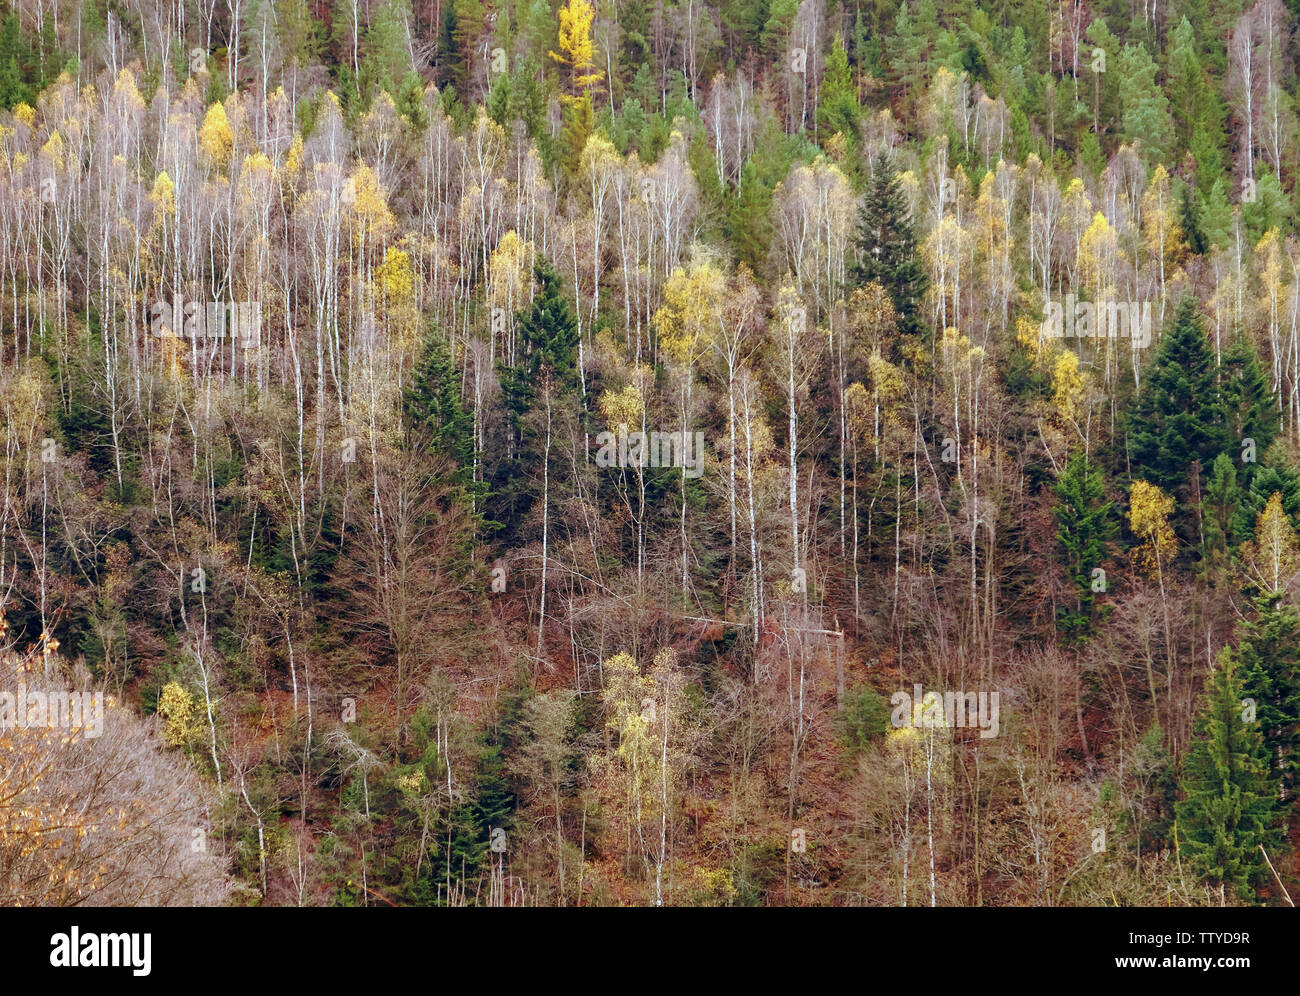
1128, 480, 1176, 578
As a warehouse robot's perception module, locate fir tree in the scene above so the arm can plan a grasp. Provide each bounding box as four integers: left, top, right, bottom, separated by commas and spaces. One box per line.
404, 327, 488, 515
1236, 440, 1300, 540
1201, 453, 1240, 574
1178, 183, 1207, 257
1176, 650, 1284, 903
493, 262, 581, 535
1218, 332, 1278, 490
1127, 297, 1224, 496
850, 151, 929, 338
1236, 594, 1300, 800
1054, 451, 1117, 642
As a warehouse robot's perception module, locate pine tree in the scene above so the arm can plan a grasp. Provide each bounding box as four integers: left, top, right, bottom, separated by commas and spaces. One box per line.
1176, 651, 1284, 903
1117, 42, 1173, 162
850, 151, 929, 339
1054, 451, 1117, 643
1127, 297, 1224, 496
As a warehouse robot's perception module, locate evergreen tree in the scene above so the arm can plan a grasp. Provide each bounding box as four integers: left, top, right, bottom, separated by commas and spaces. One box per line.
1127, 297, 1224, 497
404, 326, 488, 516
1054, 451, 1117, 643
1201, 453, 1240, 575
1242, 167, 1294, 241
1117, 42, 1173, 162
1200, 179, 1233, 250
0, 14, 30, 108
1159, 13, 1228, 193
1236, 440, 1300, 540
559, 94, 593, 182
817, 33, 860, 147
1236, 594, 1300, 800
493, 262, 581, 534
1218, 332, 1278, 490
1178, 183, 1207, 257
850, 151, 929, 338
1176, 650, 1284, 903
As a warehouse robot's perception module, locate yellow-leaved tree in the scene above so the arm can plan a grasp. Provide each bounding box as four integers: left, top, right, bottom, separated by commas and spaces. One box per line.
590, 649, 696, 904
549, 0, 603, 97
1128, 479, 1176, 579
1240, 491, 1300, 594
199, 101, 234, 169
374, 246, 419, 352
1128, 479, 1176, 700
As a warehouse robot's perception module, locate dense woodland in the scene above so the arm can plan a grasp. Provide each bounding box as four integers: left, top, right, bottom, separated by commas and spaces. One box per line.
2, 0, 1300, 907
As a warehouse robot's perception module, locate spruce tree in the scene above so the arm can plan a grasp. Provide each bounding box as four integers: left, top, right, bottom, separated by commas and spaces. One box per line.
500, 262, 581, 436
1054, 451, 1117, 643
1127, 296, 1224, 496
850, 151, 929, 338
1176, 651, 1283, 903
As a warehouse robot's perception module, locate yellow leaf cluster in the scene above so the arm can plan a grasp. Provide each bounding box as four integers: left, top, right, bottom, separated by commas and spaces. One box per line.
549, 0, 604, 94
199, 102, 234, 168
598, 383, 644, 432
156, 681, 196, 748
1128, 480, 1176, 578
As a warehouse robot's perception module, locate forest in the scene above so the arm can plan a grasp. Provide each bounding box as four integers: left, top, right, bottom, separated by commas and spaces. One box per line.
0, 0, 1299, 908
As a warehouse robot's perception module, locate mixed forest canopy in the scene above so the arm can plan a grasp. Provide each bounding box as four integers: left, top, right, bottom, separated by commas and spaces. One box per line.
1, 0, 1300, 907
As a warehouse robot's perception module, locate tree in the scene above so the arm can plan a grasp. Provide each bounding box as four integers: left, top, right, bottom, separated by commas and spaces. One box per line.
549, 0, 603, 98
333, 441, 480, 745
817, 33, 860, 147
1202, 453, 1242, 576
1176, 650, 1284, 903
0, 653, 230, 905
850, 151, 929, 339
1117, 43, 1173, 162
1236, 441, 1300, 539
1127, 298, 1225, 498
509, 689, 580, 901
1240, 491, 1300, 595
1218, 332, 1278, 487
1234, 589, 1300, 799
1054, 451, 1116, 642
404, 327, 485, 510
1179, 183, 1207, 257
493, 262, 582, 656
